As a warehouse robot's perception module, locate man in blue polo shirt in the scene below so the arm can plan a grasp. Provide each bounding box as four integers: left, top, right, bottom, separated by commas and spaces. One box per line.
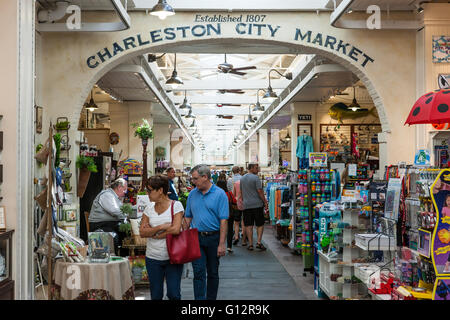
185, 164, 229, 300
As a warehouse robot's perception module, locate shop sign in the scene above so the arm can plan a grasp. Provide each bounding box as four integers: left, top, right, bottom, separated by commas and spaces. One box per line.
433, 36, 450, 63
430, 169, 450, 277
309, 152, 327, 168
414, 149, 431, 166
86, 19, 375, 70
298, 114, 312, 121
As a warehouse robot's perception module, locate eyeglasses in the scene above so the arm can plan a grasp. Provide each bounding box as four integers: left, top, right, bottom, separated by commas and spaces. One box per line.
191, 175, 206, 182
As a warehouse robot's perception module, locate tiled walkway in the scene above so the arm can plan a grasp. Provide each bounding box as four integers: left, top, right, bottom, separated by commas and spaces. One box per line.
135, 225, 323, 300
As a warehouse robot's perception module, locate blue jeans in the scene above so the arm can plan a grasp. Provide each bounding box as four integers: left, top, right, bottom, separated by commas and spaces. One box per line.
145, 257, 183, 300
191, 232, 220, 300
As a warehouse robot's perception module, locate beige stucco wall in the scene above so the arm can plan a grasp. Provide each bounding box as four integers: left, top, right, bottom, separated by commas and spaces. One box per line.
38, 11, 419, 170
0, 0, 18, 293
0, 1, 18, 231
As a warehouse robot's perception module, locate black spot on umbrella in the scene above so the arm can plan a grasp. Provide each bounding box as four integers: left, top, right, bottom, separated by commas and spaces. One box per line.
426, 93, 434, 97
426, 97, 433, 104
412, 107, 421, 116
435, 89, 441, 92
438, 104, 449, 113
443, 90, 450, 94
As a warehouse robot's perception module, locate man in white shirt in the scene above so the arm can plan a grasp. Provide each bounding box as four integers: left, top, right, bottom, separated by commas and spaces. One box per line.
89, 178, 128, 254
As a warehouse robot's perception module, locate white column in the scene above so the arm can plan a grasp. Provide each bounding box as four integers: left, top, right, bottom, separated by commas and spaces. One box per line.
270, 129, 280, 173
182, 138, 192, 169
249, 134, 258, 163
245, 142, 250, 166
238, 145, 245, 167
258, 129, 268, 168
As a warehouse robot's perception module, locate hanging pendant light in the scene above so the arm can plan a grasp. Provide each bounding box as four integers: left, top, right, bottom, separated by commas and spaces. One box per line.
252, 89, 266, 113
189, 119, 196, 128
185, 107, 196, 119
84, 89, 98, 112
166, 53, 183, 89
285, 133, 291, 142
179, 90, 191, 110
245, 106, 256, 126
150, 0, 175, 20
262, 69, 293, 102
349, 87, 361, 112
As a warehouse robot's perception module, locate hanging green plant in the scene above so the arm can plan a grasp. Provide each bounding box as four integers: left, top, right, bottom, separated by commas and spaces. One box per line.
53, 133, 62, 168
132, 119, 154, 141
55, 121, 70, 130
76, 155, 98, 173
137, 191, 148, 196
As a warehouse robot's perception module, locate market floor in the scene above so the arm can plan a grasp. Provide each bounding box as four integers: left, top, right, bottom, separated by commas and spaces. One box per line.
135, 225, 323, 300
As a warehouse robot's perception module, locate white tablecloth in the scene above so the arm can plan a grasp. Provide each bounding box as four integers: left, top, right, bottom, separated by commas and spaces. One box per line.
54, 258, 133, 300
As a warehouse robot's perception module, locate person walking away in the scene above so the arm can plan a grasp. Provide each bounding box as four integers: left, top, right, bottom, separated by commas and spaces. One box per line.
231, 171, 248, 246
216, 180, 236, 253
218, 173, 227, 183
227, 166, 242, 197
89, 178, 128, 254
184, 164, 229, 300
240, 163, 268, 251
166, 167, 179, 201
139, 175, 184, 300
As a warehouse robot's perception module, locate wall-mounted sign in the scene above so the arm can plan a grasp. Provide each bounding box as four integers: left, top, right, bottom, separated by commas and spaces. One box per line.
86, 20, 375, 70
309, 152, 327, 168
298, 114, 312, 121
414, 149, 431, 166
433, 36, 450, 63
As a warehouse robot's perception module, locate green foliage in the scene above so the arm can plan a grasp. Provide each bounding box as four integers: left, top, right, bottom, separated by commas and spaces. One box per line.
119, 222, 131, 236
55, 121, 70, 130
179, 192, 189, 210
76, 155, 98, 173
120, 203, 133, 216
53, 133, 62, 167
132, 119, 154, 141
137, 191, 148, 196
132, 259, 145, 268
36, 143, 43, 153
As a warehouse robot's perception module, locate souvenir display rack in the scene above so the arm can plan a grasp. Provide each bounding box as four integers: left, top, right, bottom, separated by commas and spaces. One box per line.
320, 124, 381, 166
292, 168, 336, 274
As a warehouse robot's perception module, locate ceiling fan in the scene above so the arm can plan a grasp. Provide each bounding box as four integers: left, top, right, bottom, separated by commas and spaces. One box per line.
216, 115, 234, 119
217, 103, 241, 107
217, 89, 245, 94
217, 54, 257, 76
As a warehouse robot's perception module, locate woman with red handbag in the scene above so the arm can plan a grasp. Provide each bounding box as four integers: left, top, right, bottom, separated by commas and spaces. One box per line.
139, 175, 184, 300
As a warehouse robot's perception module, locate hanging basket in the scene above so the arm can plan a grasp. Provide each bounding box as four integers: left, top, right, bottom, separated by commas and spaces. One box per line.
77, 168, 91, 198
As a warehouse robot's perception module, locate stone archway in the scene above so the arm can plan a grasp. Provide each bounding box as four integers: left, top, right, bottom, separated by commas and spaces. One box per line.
39, 11, 417, 169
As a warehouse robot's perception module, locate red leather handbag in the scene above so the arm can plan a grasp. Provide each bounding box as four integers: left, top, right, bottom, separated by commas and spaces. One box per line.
166, 201, 201, 264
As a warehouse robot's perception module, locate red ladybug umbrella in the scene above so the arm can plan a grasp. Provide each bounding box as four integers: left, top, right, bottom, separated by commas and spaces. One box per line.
404, 88, 450, 125
405, 76, 450, 125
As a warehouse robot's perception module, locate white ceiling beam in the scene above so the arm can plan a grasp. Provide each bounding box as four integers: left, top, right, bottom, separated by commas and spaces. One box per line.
173, 95, 268, 104
180, 107, 253, 115
169, 79, 290, 91
133, 0, 331, 11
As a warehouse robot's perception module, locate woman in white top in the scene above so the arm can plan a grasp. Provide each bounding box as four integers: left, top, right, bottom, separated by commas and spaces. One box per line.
139, 175, 184, 300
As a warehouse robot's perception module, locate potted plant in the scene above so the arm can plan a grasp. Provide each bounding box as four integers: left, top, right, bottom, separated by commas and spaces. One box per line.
76, 155, 98, 198
120, 203, 133, 217
131, 259, 145, 283
131, 119, 154, 191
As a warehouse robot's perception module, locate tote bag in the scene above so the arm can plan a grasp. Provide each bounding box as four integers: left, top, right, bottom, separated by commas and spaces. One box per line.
166, 201, 201, 264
